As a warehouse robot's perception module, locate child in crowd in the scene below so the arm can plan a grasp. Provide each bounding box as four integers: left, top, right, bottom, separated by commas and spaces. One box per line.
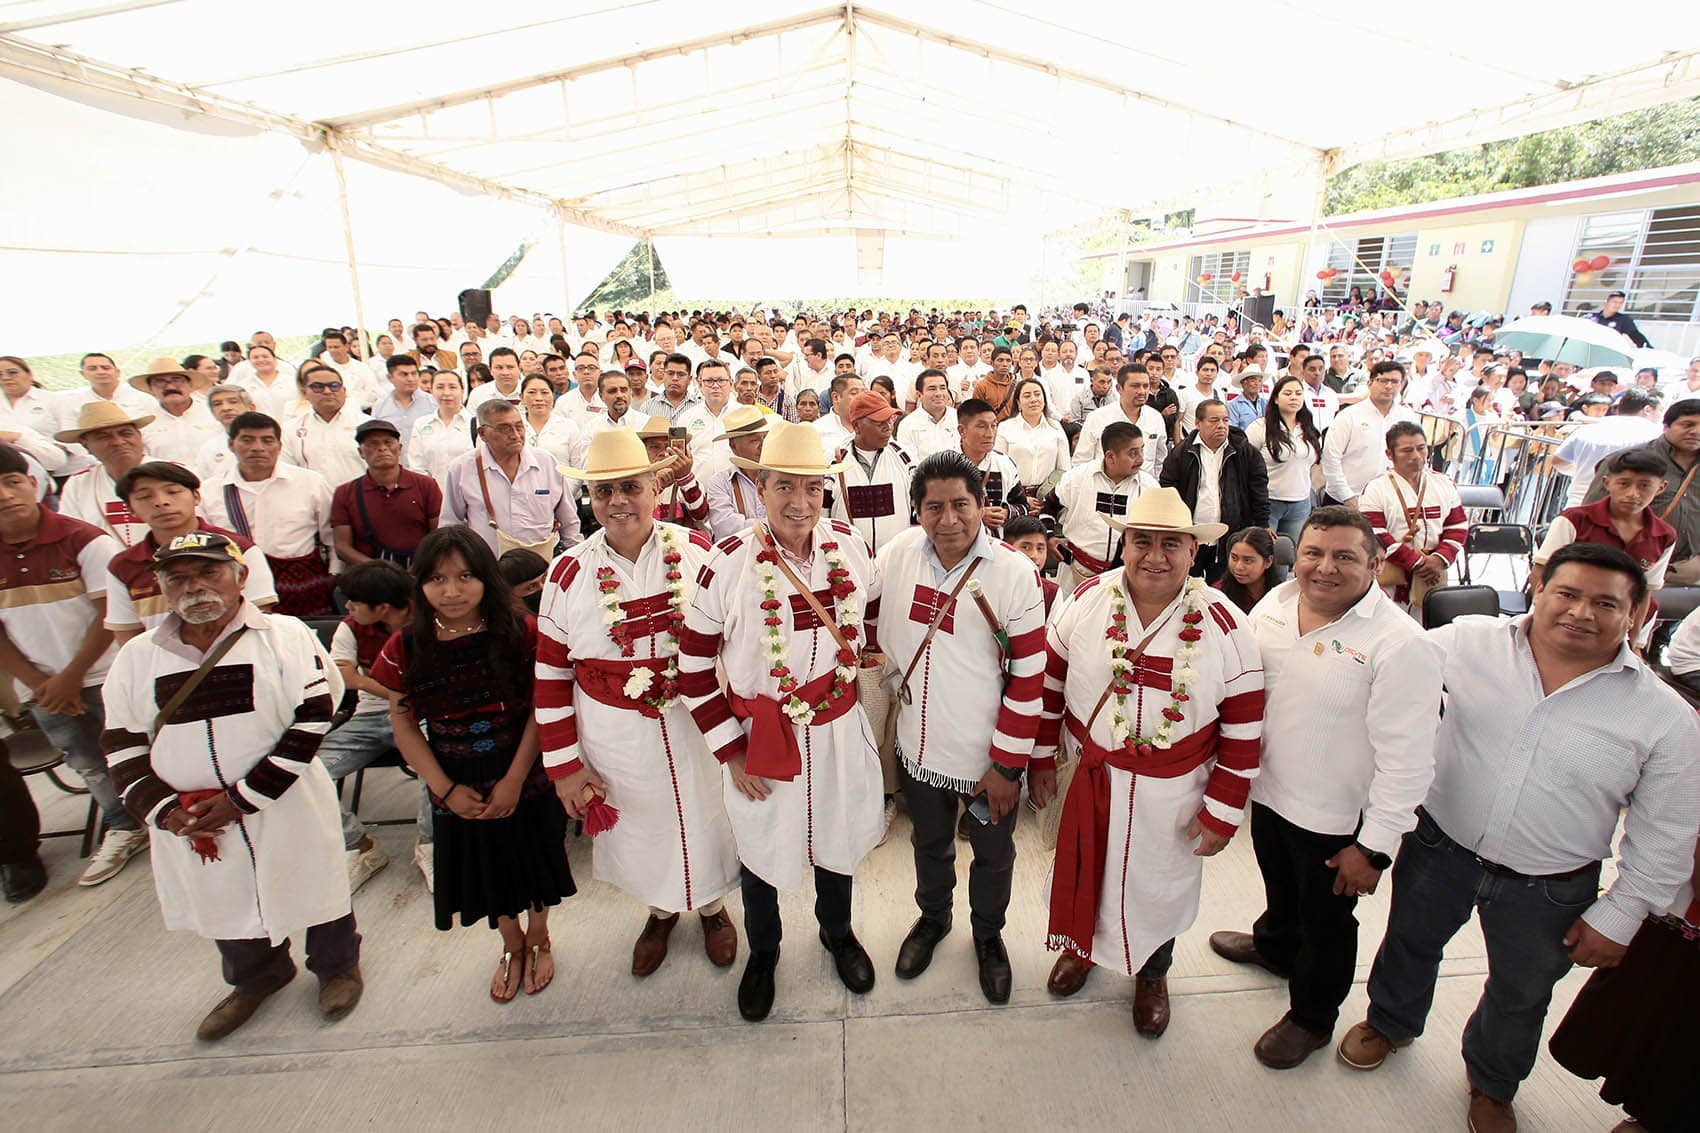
1001, 515, 1058, 613
498, 547, 551, 613
372, 526, 575, 1003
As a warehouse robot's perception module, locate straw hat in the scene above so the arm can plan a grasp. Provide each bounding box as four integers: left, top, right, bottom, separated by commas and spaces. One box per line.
713, 405, 772, 442
1105, 486, 1229, 542
632, 414, 672, 440
561, 427, 675, 482
128, 357, 213, 394
729, 419, 848, 475
54, 399, 154, 442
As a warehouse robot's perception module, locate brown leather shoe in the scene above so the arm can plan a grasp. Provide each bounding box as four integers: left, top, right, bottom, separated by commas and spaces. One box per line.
632, 913, 679, 977
1253, 1012, 1329, 1069
318, 965, 363, 1021
1132, 977, 1170, 1037
1336, 1020, 1410, 1070
1467, 1087, 1517, 1133
700, 909, 737, 967
1046, 950, 1093, 997
1208, 930, 1290, 978
196, 964, 296, 1041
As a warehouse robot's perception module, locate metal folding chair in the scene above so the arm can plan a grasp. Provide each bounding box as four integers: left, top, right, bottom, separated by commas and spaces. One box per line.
1422, 584, 1503, 628
1458, 523, 1535, 614
5, 713, 100, 857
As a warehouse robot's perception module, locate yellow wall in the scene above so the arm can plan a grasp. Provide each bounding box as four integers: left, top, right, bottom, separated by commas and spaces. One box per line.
1141, 240, 1309, 306
1406, 219, 1523, 312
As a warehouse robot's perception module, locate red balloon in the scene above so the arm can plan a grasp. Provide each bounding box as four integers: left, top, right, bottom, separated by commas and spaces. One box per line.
1573, 259, 1592, 273
1199, 273, 1213, 283
1379, 270, 1394, 283
1589, 254, 1611, 272
1316, 270, 1329, 280
1230, 271, 1241, 282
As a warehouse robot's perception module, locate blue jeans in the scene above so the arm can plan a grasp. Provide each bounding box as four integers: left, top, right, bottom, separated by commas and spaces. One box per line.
35, 686, 136, 831
1364, 809, 1600, 1103
1267, 495, 1314, 545
315, 711, 432, 849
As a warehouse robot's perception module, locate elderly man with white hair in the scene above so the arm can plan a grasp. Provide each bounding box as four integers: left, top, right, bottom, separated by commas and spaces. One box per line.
100, 530, 360, 1042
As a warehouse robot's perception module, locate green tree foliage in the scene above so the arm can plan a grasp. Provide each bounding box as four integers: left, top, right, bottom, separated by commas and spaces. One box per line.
581, 241, 672, 310
1324, 97, 1700, 215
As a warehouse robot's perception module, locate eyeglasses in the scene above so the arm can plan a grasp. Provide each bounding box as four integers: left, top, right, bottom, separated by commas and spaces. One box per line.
699, 377, 731, 387
306, 380, 344, 393
482, 422, 526, 436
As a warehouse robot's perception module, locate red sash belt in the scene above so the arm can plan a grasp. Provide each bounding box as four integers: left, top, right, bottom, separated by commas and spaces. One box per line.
1048, 713, 1219, 962
1068, 544, 1113, 574
575, 657, 666, 719
728, 666, 859, 782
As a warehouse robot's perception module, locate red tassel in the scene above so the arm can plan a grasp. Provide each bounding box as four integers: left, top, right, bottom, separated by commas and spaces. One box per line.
580, 786, 620, 835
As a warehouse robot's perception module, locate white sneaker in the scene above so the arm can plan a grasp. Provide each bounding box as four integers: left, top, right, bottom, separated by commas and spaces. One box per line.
79, 828, 149, 886
412, 840, 434, 893
345, 841, 390, 895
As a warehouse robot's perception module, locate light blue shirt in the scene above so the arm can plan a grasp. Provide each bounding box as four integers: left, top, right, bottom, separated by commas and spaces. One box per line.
372, 391, 436, 456
1227, 396, 1266, 431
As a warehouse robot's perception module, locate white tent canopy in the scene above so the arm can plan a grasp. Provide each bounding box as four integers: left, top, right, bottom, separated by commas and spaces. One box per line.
3, 0, 1698, 353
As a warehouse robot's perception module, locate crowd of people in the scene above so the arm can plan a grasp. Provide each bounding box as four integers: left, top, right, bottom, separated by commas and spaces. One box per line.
0, 298, 1698, 1132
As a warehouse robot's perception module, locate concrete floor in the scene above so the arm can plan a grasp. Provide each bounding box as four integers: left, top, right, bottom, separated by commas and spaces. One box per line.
1, 770, 1625, 1132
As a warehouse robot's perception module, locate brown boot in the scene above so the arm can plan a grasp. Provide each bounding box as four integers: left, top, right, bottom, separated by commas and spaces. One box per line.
1336, 1019, 1410, 1071
318, 965, 364, 1021
1253, 1012, 1329, 1068
1467, 1087, 1517, 1133
632, 913, 679, 977
700, 908, 738, 967
196, 964, 296, 1041
1132, 977, 1170, 1038
1046, 951, 1093, 997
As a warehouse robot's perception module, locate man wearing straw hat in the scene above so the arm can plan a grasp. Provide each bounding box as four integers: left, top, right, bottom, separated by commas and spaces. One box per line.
131, 357, 222, 465
55, 399, 155, 549
679, 421, 885, 1023
878, 450, 1052, 1005
536, 428, 740, 978
1037, 486, 1264, 1039
704, 406, 770, 541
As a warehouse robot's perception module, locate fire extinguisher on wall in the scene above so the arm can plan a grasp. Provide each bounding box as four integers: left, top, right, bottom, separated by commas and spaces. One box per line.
1440, 265, 1456, 293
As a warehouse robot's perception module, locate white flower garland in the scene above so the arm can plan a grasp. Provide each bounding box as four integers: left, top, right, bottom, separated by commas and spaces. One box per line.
1105, 575, 1207, 750
755, 538, 860, 725
596, 523, 688, 710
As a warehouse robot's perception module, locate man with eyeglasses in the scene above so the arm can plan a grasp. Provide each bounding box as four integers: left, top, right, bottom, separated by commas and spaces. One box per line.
442, 401, 582, 558
556, 353, 606, 431
1320, 361, 1419, 509
283, 363, 369, 490
674, 360, 739, 481
641, 353, 702, 423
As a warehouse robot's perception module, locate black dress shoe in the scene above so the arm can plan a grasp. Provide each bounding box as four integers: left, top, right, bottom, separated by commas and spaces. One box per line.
974, 934, 1012, 1004
738, 948, 780, 1022
819, 927, 876, 994
894, 917, 951, 980
2, 853, 47, 904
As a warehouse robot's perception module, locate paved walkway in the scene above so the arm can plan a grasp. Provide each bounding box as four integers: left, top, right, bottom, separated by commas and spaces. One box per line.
1, 771, 1623, 1132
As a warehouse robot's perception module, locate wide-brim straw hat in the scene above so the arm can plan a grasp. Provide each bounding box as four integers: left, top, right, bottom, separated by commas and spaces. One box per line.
54, 399, 154, 442
128, 356, 213, 394
561, 428, 676, 482
713, 405, 772, 442
1105, 485, 1229, 542
632, 414, 672, 440
729, 419, 848, 475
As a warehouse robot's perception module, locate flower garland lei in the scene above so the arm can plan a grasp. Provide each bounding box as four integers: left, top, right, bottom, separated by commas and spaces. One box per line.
594, 523, 688, 710
1105, 575, 1207, 751
755, 533, 860, 724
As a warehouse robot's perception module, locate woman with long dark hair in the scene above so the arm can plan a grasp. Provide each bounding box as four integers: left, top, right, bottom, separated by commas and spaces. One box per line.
371, 525, 574, 1002
1215, 527, 1278, 614
1245, 375, 1322, 544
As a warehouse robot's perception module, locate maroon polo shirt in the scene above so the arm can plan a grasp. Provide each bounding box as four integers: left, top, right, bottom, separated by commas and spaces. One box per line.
329, 469, 442, 559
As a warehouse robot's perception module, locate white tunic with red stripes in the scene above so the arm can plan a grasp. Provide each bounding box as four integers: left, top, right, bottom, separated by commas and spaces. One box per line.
1358, 469, 1466, 612
874, 527, 1048, 792
679, 519, 885, 890
535, 524, 740, 913
1038, 575, 1264, 975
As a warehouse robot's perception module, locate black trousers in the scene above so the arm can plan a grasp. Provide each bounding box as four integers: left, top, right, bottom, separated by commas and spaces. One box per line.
1249, 802, 1360, 1034
1139, 938, 1175, 979
0, 748, 41, 865
216, 912, 361, 996
740, 864, 852, 954
900, 764, 1017, 939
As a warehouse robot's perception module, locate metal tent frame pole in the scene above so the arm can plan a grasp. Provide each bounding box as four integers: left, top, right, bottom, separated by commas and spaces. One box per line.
328, 138, 370, 356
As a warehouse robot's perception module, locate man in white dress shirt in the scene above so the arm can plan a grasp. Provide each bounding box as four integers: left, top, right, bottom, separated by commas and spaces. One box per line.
130, 358, 221, 466
1211, 507, 1443, 1069
467, 347, 524, 411
1321, 361, 1417, 507
1074, 363, 1169, 471
54, 353, 158, 471
895, 369, 960, 461
813, 373, 862, 455
282, 362, 369, 491
318, 332, 378, 411
1338, 543, 1700, 1133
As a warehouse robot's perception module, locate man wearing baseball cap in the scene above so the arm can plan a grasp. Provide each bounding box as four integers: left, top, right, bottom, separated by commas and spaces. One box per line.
330, 418, 442, 569
102, 529, 361, 1040
827, 389, 915, 555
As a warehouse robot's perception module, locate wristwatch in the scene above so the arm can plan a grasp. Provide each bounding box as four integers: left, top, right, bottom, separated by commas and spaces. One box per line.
1355, 844, 1392, 871
991, 763, 1025, 783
